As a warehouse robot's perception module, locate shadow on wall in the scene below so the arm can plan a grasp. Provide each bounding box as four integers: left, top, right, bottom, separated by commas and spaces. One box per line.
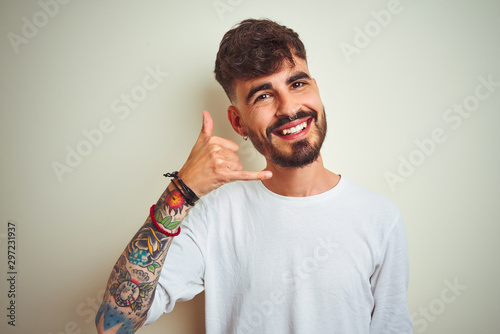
149, 292, 206, 332
204, 85, 266, 173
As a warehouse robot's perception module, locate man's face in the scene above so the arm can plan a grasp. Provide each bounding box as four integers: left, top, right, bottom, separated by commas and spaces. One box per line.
229, 57, 327, 168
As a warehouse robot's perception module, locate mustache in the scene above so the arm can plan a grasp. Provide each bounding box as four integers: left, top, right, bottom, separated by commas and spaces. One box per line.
266, 110, 318, 138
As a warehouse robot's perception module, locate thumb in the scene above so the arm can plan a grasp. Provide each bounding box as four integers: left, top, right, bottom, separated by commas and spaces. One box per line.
200, 110, 213, 138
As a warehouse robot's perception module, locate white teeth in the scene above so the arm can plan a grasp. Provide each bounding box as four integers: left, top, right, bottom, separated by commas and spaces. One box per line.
281, 121, 307, 135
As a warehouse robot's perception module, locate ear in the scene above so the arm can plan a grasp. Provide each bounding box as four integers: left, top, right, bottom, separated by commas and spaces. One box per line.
227, 105, 247, 137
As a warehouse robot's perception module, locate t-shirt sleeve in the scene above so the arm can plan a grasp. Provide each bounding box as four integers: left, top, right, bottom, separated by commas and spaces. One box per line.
369, 211, 413, 333
144, 201, 207, 325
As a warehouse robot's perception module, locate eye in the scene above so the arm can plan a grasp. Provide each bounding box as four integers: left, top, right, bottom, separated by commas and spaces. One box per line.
254, 93, 270, 103
291, 81, 305, 89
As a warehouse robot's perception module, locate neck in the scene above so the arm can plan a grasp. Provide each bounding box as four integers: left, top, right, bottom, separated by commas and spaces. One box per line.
261, 154, 340, 197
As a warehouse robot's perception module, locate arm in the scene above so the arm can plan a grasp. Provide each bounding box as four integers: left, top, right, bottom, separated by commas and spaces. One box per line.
96, 111, 272, 333
95, 182, 190, 333
369, 213, 413, 333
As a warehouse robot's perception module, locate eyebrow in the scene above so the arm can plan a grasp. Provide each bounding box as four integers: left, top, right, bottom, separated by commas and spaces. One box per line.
286, 71, 311, 85
245, 71, 312, 105
245, 83, 272, 105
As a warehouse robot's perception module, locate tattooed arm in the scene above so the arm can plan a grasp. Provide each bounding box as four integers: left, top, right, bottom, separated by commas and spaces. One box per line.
95, 182, 191, 333
96, 111, 272, 333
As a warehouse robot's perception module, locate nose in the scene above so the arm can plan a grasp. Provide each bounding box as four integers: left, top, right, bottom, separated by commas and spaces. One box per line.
276, 91, 301, 119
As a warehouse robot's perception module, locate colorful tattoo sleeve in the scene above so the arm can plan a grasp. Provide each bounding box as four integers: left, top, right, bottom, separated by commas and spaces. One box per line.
96, 185, 192, 332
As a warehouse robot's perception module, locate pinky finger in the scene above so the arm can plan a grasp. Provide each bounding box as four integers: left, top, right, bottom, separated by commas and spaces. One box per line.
230, 170, 273, 181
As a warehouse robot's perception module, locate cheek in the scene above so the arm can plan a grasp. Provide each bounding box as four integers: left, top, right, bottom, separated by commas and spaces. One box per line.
303, 92, 322, 109
247, 108, 275, 132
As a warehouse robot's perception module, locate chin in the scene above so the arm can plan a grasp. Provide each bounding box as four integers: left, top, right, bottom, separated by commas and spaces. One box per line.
270, 139, 322, 168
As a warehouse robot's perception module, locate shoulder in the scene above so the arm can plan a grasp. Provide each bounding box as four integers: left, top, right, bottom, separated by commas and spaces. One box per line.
339, 177, 402, 222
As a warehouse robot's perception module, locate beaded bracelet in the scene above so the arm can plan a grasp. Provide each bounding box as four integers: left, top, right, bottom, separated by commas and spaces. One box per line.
150, 204, 181, 237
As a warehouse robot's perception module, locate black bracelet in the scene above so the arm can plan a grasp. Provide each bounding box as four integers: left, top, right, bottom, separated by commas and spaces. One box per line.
163, 171, 199, 206
170, 178, 190, 205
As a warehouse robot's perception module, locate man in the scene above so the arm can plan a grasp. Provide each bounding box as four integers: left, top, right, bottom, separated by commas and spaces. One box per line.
96, 19, 413, 333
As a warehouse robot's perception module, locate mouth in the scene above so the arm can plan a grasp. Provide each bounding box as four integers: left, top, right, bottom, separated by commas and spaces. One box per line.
272, 117, 312, 139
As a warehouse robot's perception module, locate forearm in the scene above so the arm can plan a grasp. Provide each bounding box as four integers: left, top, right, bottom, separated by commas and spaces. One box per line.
96, 182, 193, 333
95, 110, 272, 333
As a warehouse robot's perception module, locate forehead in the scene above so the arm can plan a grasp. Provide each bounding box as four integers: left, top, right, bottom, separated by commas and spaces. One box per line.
233, 57, 310, 104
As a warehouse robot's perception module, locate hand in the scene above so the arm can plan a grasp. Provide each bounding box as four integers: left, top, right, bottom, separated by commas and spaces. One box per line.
177, 111, 272, 197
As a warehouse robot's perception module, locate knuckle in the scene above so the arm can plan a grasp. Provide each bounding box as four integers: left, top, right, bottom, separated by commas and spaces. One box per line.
234, 162, 243, 171
214, 158, 225, 167
239, 172, 251, 180
209, 147, 219, 159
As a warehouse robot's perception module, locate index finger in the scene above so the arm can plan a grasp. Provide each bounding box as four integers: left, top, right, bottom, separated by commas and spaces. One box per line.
209, 136, 240, 152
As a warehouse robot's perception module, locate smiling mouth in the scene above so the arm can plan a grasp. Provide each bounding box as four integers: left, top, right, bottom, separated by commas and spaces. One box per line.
273, 118, 312, 138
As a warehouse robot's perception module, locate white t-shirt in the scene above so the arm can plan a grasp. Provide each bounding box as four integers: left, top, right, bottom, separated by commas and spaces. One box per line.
145, 177, 413, 333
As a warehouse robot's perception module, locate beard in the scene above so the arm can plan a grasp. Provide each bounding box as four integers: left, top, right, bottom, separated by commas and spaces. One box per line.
246, 107, 327, 168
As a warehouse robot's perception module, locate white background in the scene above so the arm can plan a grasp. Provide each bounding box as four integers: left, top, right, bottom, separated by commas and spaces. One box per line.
1, 0, 499, 333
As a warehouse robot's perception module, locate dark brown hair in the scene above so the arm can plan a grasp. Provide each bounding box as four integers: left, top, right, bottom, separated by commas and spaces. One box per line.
214, 18, 307, 102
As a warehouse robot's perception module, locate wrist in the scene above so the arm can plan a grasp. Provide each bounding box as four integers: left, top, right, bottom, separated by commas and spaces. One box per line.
164, 171, 199, 206
150, 204, 181, 237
